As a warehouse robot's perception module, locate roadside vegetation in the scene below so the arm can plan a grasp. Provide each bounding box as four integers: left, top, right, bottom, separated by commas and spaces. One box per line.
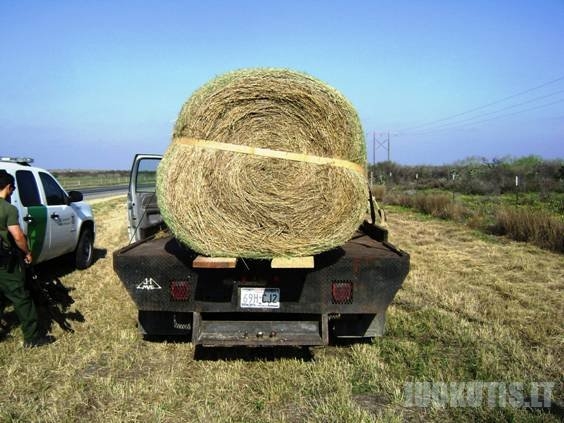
52, 170, 129, 190
369, 156, 564, 253
382, 190, 564, 253
0, 196, 561, 422
369, 155, 563, 196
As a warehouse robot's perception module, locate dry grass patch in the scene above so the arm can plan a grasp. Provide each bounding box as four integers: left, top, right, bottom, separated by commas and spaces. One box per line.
490, 206, 564, 253
386, 192, 469, 221
0, 197, 561, 422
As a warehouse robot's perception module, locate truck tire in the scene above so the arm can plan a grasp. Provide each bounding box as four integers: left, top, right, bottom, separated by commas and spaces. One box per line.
75, 227, 94, 269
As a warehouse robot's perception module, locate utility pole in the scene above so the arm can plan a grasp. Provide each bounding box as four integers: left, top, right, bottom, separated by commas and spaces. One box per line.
387, 131, 390, 162
372, 131, 391, 162
369, 131, 393, 187
371, 132, 376, 187
372, 131, 376, 165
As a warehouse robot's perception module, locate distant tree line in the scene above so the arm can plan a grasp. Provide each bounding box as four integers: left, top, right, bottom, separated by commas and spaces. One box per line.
369, 155, 564, 194
50, 156, 564, 195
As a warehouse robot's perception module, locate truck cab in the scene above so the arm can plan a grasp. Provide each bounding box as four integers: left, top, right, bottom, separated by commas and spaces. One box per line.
0, 157, 95, 269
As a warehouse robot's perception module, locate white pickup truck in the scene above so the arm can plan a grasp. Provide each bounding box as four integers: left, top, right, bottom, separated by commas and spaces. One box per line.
0, 157, 95, 269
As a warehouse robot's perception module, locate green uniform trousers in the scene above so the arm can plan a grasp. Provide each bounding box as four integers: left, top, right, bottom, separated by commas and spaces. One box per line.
0, 261, 38, 342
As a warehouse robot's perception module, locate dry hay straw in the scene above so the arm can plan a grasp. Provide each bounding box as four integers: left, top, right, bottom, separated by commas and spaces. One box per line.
157, 68, 368, 258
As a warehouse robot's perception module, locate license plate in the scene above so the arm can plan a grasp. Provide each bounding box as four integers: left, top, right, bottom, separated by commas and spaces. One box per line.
239, 287, 280, 309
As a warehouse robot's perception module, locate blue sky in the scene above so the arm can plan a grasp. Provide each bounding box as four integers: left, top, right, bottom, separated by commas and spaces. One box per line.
1, 0, 563, 170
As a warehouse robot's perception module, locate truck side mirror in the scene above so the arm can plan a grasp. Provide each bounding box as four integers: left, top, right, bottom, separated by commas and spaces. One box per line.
67, 190, 84, 203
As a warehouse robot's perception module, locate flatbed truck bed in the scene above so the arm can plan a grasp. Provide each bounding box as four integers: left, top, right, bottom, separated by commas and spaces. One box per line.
113, 222, 409, 346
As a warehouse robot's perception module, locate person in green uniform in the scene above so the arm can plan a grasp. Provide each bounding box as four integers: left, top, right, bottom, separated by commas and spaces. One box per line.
0, 170, 55, 347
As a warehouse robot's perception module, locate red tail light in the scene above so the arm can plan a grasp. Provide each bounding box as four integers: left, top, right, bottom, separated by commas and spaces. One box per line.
332, 281, 353, 304
170, 281, 191, 301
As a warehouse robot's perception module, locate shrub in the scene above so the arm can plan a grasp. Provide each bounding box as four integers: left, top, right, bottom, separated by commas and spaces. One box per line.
385, 192, 468, 221
490, 207, 564, 253
370, 184, 386, 201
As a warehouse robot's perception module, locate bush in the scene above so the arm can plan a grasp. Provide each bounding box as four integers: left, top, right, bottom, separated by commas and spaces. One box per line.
385, 192, 468, 221
490, 207, 564, 253
370, 184, 386, 201
385, 190, 564, 254
369, 156, 564, 195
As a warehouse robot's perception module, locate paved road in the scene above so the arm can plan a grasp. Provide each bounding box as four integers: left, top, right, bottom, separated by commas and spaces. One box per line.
79, 185, 128, 200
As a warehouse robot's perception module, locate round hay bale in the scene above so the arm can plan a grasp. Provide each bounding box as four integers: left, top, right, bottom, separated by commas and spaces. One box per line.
157, 68, 368, 258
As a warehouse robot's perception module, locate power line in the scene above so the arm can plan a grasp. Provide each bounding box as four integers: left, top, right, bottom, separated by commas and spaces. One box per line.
406, 88, 564, 135
411, 97, 564, 136
398, 75, 564, 133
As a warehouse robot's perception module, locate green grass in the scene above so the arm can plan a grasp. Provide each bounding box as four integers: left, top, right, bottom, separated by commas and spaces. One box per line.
0, 197, 561, 422
457, 191, 564, 217
56, 174, 129, 190
55, 171, 159, 192
382, 188, 564, 253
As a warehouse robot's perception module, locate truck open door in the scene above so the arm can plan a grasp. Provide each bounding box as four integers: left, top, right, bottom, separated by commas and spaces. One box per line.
127, 154, 164, 243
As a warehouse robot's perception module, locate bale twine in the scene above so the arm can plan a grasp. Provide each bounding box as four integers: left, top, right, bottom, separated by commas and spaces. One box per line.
157, 68, 368, 258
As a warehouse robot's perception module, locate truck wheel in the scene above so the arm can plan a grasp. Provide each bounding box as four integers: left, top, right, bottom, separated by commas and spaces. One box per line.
75, 227, 94, 269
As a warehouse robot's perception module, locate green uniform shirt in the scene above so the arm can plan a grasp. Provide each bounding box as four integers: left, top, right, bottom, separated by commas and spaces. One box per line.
0, 197, 39, 342
0, 198, 19, 250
